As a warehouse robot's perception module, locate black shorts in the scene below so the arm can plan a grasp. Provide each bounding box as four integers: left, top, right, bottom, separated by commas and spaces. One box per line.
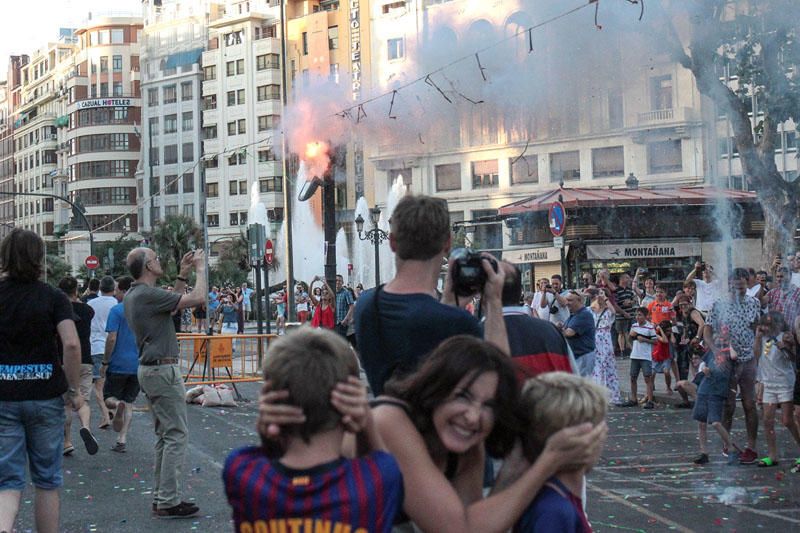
103, 372, 140, 403
794, 370, 800, 406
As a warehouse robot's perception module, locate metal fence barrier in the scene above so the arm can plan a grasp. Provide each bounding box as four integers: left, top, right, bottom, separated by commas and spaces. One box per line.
176, 333, 277, 387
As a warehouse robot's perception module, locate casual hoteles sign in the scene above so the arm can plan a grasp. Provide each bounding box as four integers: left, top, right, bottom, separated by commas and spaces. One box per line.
76, 98, 133, 110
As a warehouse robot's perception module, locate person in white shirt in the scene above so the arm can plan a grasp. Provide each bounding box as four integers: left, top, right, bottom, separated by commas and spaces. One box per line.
621, 307, 658, 409
687, 262, 722, 315
745, 268, 764, 299
89, 276, 118, 429
530, 278, 551, 320
543, 274, 570, 326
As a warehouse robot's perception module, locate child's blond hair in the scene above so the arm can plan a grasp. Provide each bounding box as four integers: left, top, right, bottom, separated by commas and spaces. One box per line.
519, 372, 607, 470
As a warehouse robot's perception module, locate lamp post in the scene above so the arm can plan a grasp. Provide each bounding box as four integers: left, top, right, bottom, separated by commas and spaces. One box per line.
355, 207, 389, 288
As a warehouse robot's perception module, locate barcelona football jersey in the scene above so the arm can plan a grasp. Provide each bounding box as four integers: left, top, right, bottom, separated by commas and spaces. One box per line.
223, 447, 403, 533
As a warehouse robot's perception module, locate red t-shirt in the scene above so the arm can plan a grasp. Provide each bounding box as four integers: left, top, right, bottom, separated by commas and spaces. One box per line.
652, 340, 671, 362
647, 300, 675, 325
312, 304, 335, 329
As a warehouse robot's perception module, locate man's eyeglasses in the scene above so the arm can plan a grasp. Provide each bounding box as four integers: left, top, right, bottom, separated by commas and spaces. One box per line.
146, 255, 161, 266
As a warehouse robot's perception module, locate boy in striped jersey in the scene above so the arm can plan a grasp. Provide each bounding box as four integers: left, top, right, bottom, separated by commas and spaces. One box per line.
223, 327, 403, 533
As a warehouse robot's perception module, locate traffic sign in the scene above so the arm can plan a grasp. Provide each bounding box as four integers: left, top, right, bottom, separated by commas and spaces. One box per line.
553, 236, 564, 249
548, 201, 566, 237
84, 255, 100, 270
264, 239, 274, 265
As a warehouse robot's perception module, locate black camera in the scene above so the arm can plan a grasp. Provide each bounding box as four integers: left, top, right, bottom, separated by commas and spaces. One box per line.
450, 248, 498, 297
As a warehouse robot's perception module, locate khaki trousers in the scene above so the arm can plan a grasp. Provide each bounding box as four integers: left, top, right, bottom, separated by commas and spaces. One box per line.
138, 364, 188, 509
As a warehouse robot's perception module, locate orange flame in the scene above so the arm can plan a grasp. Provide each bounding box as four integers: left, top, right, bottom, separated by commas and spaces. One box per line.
303, 140, 330, 179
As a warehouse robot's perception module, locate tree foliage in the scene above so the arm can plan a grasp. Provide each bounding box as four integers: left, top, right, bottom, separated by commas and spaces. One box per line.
652, 0, 800, 261
147, 214, 204, 281
210, 233, 250, 288
44, 255, 71, 286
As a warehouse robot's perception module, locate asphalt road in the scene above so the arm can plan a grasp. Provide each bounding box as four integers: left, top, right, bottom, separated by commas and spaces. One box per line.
11, 364, 800, 532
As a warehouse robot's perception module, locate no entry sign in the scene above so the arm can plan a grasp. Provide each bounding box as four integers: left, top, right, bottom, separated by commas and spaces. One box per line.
264, 239, 274, 265
548, 201, 566, 237
85, 255, 100, 270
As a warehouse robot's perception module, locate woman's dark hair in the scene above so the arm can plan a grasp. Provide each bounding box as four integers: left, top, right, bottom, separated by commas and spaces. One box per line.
384, 335, 521, 457
0, 228, 44, 282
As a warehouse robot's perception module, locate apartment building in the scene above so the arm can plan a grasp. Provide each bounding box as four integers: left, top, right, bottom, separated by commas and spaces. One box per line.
62, 17, 143, 267
201, 0, 285, 250
12, 39, 77, 250
0, 79, 13, 239
139, 0, 224, 233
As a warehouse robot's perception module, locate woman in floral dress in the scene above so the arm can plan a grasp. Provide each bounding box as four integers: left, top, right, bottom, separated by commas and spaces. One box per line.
591, 289, 622, 405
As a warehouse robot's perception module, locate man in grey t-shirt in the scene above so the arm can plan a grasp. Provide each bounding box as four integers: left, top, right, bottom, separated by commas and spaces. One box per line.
124, 247, 207, 518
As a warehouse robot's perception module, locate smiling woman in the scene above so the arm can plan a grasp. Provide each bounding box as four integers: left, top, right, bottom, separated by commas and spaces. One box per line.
372, 335, 606, 533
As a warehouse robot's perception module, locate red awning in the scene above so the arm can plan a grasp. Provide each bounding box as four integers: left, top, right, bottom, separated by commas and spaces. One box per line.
498, 186, 758, 216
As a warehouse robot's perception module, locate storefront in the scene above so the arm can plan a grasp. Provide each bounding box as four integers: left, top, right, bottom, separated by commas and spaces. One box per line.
499, 185, 763, 289
504, 245, 564, 291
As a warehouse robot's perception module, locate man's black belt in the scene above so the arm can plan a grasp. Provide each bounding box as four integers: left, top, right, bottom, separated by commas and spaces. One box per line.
140, 358, 179, 366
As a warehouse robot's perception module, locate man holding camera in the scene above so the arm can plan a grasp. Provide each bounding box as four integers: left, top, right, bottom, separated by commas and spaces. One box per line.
124, 247, 207, 518
687, 261, 721, 316
538, 274, 570, 327
354, 194, 508, 395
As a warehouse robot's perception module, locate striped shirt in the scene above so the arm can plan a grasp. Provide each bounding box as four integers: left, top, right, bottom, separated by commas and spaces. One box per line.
223, 447, 403, 533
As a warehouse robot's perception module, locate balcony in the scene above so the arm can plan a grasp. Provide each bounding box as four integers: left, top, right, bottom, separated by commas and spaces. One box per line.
637, 107, 697, 126
632, 107, 700, 143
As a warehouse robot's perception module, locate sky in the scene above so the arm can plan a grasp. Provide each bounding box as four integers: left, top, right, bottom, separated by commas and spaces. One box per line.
1, 0, 141, 79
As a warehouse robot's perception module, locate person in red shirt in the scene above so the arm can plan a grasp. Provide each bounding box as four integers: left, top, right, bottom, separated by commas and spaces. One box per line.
648, 285, 676, 325
653, 320, 675, 395
309, 277, 335, 329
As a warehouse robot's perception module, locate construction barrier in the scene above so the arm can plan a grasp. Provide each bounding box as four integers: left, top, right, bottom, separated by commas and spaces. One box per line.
176, 333, 277, 387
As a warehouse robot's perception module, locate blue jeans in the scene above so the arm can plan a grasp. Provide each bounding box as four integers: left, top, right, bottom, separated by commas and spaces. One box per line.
0, 397, 66, 490
574, 350, 596, 378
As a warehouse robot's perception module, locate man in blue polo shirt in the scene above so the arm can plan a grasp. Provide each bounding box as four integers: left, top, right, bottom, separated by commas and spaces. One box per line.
101, 276, 140, 453
562, 291, 596, 377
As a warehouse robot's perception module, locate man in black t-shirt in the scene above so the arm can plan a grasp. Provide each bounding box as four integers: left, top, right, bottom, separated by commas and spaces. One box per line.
57, 276, 99, 456
0, 229, 85, 533
354, 195, 508, 395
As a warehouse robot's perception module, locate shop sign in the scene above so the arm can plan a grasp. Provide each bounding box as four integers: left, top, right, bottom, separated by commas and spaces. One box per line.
349, 0, 361, 101
586, 242, 701, 260
504, 246, 561, 264
76, 98, 132, 110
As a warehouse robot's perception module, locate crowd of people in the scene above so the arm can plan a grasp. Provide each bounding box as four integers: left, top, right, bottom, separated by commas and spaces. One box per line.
3, 193, 800, 532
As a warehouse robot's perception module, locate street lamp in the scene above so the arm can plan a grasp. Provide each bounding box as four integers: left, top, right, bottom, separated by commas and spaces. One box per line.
355, 207, 389, 288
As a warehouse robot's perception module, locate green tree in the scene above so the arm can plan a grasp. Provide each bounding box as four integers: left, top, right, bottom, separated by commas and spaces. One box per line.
210, 233, 250, 288
45, 255, 71, 286
147, 214, 203, 281
651, 0, 800, 264
76, 236, 141, 279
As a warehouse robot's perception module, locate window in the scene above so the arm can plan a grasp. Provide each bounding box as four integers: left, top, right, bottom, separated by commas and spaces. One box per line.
510, 156, 538, 184
149, 147, 160, 166
592, 146, 624, 178
110, 133, 129, 150
328, 26, 339, 50
226, 59, 245, 76
111, 29, 124, 44
207, 213, 219, 227
204, 155, 218, 169
148, 118, 159, 136
256, 53, 280, 70
203, 125, 217, 139
435, 163, 461, 191
100, 82, 108, 97
112, 55, 122, 71
258, 149, 277, 162
388, 38, 405, 60
382, 1, 406, 14
164, 114, 177, 133
387, 168, 412, 190
165, 175, 179, 194
227, 121, 237, 136
184, 204, 194, 217
163, 85, 176, 104
230, 212, 240, 226
181, 82, 192, 100
207, 183, 218, 197
329, 63, 340, 83
100, 57, 108, 73
302, 32, 308, 55
228, 152, 246, 165
238, 119, 246, 134
608, 90, 623, 129
202, 95, 217, 110
203, 65, 216, 80
259, 176, 283, 192
258, 115, 279, 131
227, 88, 245, 106
648, 139, 682, 173
224, 30, 243, 46
471, 160, 498, 189
164, 144, 178, 164
257, 84, 280, 101
113, 82, 123, 96
239, 212, 248, 225
182, 112, 193, 131
182, 142, 193, 162
229, 181, 239, 196
549, 151, 580, 182
183, 172, 194, 193
650, 75, 673, 111
239, 181, 248, 195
